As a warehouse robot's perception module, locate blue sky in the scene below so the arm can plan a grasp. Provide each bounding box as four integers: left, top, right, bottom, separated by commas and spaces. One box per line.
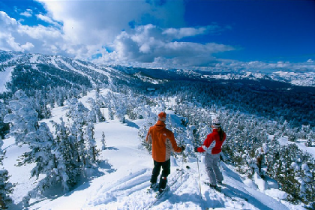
0, 0, 314, 70
184, 0, 315, 62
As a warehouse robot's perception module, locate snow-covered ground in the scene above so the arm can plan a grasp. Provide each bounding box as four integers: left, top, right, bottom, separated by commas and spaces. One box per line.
0, 67, 14, 93
1, 90, 309, 210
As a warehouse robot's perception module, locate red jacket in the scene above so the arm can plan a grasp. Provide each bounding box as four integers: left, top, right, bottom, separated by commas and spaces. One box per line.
146, 120, 182, 162
197, 129, 226, 154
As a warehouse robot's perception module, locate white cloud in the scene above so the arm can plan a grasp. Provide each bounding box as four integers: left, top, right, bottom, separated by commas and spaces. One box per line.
0, 12, 27, 51
163, 27, 207, 39
18, 24, 62, 40
99, 24, 235, 67
162, 24, 223, 39
0, 11, 63, 54
35, 0, 184, 45
36, 14, 60, 26
207, 60, 315, 74
0, 11, 17, 26
20, 9, 33, 17
21, 42, 34, 51
0, 33, 20, 51
30, 0, 189, 61
0, 1, 234, 68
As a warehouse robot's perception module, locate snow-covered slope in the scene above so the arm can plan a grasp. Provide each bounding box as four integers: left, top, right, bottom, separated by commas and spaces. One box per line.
2, 89, 307, 210
0, 66, 14, 93
0, 50, 150, 94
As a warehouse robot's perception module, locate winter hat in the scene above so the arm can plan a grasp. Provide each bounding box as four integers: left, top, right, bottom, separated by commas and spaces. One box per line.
158, 112, 167, 121
212, 118, 221, 128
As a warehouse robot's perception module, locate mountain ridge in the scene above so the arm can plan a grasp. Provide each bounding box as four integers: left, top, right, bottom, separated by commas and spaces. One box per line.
1, 50, 315, 95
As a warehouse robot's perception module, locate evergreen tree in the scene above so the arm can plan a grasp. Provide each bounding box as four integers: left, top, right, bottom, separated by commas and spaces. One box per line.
101, 132, 106, 150
0, 101, 9, 139
108, 106, 115, 120
20, 122, 70, 206
75, 121, 86, 168
85, 122, 98, 165
4, 90, 39, 146
53, 118, 79, 188
113, 95, 127, 123
88, 98, 105, 122
0, 137, 14, 209
88, 109, 97, 124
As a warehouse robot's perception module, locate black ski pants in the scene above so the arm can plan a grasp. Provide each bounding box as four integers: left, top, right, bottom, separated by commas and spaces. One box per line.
150, 159, 170, 190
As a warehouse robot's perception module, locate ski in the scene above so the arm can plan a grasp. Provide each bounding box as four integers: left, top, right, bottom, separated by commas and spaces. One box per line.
204, 182, 248, 202
146, 188, 157, 194
155, 186, 170, 199
204, 182, 222, 191
147, 183, 159, 194
144, 167, 187, 210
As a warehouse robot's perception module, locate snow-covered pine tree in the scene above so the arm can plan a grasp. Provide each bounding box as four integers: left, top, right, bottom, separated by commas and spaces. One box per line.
101, 132, 106, 150
88, 98, 105, 123
4, 90, 39, 146
139, 125, 151, 152
0, 101, 9, 139
114, 97, 127, 123
299, 162, 313, 203
0, 137, 14, 209
56, 89, 65, 106
67, 100, 89, 124
125, 91, 140, 120
66, 100, 90, 169
197, 123, 211, 145
108, 106, 115, 120
20, 122, 70, 206
33, 90, 51, 119
53, 119, 79, 188
85, 122, 98, 165
88, 109, 97, 124
306, 130, 314, 147
76, 121, 86, 167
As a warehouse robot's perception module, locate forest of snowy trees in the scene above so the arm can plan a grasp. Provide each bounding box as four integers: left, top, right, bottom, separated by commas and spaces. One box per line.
0, 59, 315, 209
138, 80, 315, 205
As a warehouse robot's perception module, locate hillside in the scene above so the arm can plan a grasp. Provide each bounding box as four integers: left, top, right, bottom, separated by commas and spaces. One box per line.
2, 89, 306, 210
0, 50, 314, 209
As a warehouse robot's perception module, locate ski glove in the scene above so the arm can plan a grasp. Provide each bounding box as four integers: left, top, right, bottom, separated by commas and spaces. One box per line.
194, 147, 198, 152
181, 146, 185, 152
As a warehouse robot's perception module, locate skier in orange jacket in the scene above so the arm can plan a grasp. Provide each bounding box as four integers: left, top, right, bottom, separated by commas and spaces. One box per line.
146, 111, 185, 193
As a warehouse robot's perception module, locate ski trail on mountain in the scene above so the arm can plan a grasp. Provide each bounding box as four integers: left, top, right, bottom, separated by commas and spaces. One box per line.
53, 57, 97, 87
89, 168, 152, 206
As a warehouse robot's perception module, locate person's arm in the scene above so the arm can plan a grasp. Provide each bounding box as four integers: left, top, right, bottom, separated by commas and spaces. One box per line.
195, 134, 213, 153
146, 128, 152, 144
168, 132, 182, 153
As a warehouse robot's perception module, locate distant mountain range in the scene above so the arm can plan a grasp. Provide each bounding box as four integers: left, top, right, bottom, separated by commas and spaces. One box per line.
1, 50, 315, 95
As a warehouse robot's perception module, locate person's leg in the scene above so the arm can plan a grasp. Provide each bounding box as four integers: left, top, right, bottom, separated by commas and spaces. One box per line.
159, 159, 170, 190
150, 160, 162, 184
205, 153, 217, 186
212, 153, 223, 183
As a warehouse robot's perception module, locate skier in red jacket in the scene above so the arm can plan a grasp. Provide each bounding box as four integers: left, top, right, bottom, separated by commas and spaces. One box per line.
195, 118, 226, 188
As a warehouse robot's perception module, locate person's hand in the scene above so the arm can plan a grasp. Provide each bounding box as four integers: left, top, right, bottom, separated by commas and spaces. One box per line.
181, 146, 185, 152
194, 147, 199, 152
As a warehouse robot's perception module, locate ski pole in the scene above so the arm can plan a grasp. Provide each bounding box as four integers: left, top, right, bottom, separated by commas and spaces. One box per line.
196, 154, 202, 199
181, 152, 183, 184
191, 128, 202, 200
180, 137, 183, 185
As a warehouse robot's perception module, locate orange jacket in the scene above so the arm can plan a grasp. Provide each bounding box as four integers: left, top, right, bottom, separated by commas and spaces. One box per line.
146, 120, 182, 162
